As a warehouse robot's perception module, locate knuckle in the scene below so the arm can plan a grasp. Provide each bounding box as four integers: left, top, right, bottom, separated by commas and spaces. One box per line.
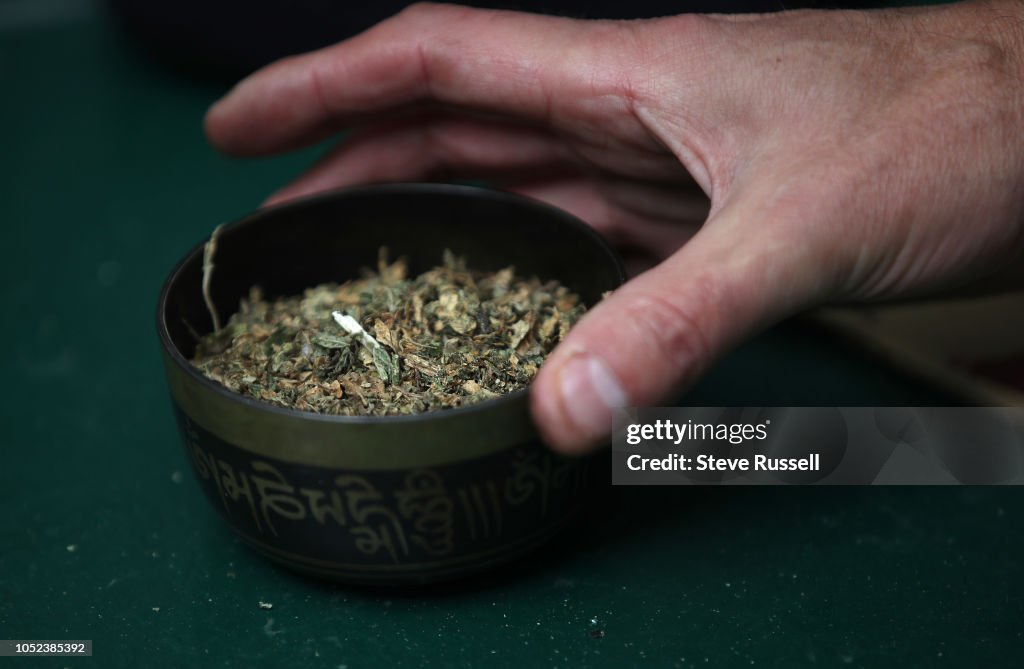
396, 2, 475, 27
934, 40, 1014, 93
911, 24, 1021, 110
639, 13, 719, 71
619, 287, 717, 383
390, 4, 479, 95
608, 14, 714, 89
396, 2, 439, 22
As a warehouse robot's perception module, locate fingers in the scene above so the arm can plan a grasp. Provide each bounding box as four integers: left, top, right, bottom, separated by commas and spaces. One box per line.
206, 3, 643, 156
530, 195, 830, 454
506, 177, 703, 256
264, 116, 574, 206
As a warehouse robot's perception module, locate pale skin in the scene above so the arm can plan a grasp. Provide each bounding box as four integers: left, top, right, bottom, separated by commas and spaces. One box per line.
205, 0, 1024, 454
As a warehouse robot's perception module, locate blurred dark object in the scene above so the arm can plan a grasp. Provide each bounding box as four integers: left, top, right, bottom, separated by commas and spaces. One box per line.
105, 0, 831, 81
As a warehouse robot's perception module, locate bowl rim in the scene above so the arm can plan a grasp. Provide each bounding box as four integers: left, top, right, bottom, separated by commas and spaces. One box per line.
156, 182, 625, 426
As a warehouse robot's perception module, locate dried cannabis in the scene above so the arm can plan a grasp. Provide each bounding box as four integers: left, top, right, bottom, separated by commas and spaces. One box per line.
191, 250, 585, 415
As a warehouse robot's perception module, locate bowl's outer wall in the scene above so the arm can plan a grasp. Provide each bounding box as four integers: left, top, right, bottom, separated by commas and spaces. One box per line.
174, 405, 592, 583
158, 184, 625, 582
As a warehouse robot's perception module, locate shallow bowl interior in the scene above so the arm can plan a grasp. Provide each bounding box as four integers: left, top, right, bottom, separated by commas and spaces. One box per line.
164, 183, 621, 356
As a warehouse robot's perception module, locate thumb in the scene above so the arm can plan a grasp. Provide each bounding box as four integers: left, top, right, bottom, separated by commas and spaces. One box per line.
530, 198, 828, 454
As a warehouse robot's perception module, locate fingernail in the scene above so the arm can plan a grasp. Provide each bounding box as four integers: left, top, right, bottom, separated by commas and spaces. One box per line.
557, 352, 628, 443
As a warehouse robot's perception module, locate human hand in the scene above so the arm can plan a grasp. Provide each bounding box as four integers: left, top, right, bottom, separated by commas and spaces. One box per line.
205, 1, 1024, 454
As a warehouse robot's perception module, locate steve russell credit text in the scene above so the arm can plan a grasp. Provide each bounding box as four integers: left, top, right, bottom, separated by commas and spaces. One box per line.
623, 419, 821, 472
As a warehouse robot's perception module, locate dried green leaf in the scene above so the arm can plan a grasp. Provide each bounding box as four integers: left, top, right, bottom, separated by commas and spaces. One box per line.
190, 250, 586, 416
372, 347, 400, 385
311, 332, 350, 349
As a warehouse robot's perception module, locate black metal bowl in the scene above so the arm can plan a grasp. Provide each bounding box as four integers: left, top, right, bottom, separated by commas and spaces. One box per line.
156, 183, 624, 584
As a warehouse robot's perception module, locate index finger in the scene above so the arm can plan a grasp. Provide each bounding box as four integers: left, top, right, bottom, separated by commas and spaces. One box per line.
205, 3, 644, 156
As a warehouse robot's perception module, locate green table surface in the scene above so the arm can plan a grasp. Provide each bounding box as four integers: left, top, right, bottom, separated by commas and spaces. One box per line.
2, 8, 1022, 669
